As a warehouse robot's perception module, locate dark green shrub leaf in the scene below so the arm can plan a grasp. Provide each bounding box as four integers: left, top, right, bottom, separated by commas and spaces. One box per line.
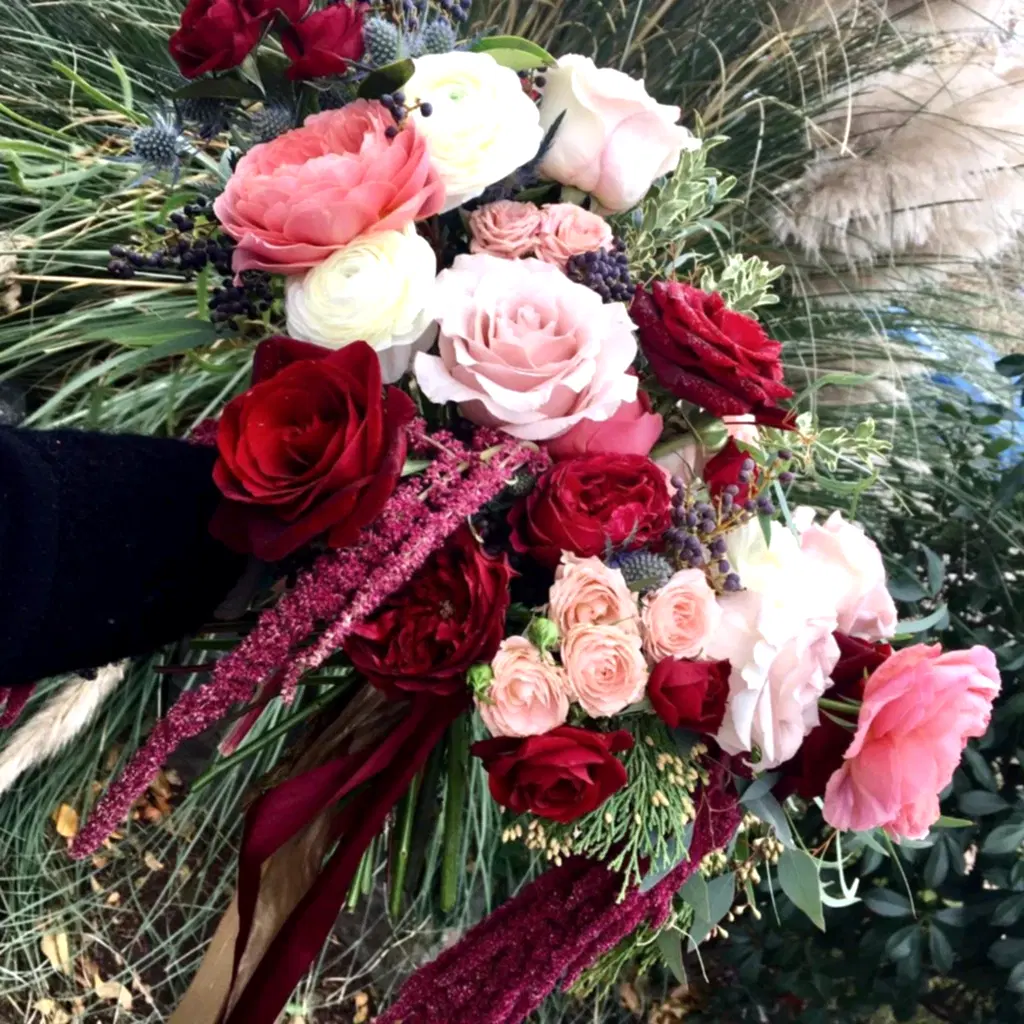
982, 821, 1024, 856
957, 790, 1010, 816
928, 924, 955, 971
863, 888, 914, 918
885, 924, 920, 960
923, 841, 949, 888
993, 893, 1024, 927
989, 937, 1024, 969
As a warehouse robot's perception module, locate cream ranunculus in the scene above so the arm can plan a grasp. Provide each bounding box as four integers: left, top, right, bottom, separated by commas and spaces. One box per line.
538, 54, 700, 213
284, 225, 437, 384
404, 52, 543, 211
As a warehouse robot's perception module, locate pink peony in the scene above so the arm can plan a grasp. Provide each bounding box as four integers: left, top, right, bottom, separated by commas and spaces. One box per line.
548, 553, 639, 637
641, 569, 721, 661
800, 511, 897, 641
546, 389, 663, 460
214, 101, 445, 274
414, 254, 638, 441
533, 204, 614, 270
469, 200, 543, 259
478, 637, 571, 738
562, 624, 648, 717
824, 644, 1001, 839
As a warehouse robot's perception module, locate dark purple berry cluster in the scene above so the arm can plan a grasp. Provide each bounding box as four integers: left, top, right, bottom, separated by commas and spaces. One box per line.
210, 271, 274, 329
566, 242, 632, 302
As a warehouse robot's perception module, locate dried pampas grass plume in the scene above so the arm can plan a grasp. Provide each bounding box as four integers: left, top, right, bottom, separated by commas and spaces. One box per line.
0, 662, 127, 798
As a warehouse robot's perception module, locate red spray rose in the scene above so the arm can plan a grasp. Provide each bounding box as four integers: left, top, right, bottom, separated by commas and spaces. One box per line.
344, 527, 513, 700
281, 3, 365, 80
510, 453, 672, 568
631, 282, 793, 423
703, 437, 757, 502
210, 338, 415, 561
473, 727, 634, 823
169, 0, 265, 78
648, 659, 731, 733
776, 632, 891, 801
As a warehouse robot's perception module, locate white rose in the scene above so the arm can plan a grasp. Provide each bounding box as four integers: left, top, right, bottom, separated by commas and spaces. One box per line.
284, 226, 437, 384
404, 52, 543, 211
538, 54, 700, 212
708, 518, 841, 768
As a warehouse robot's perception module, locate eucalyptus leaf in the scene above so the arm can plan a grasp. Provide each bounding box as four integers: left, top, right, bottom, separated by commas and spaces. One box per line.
471, 35, 556, 69
678, 870, 711, 920
707, 873, 736, 924
656, 929, 686, 984
745, 792, 795, 848
739, 771, 780, 805
922, 545, 945, 596
894, 604, 949, 636
777, 849, 825, 931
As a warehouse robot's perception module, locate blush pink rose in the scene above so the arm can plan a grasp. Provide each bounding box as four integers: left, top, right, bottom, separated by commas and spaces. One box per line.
469, 200, 542, 259
414, 254, 638, 441
548, 553, 639, 637
533, 203, 614, 270
214, 101, 445, 274
562, 624, 648, 717
641, 569, 721, 661
478, 636, 571, 738
800, 510, 897, 641
546, 389, 663, 460
824, 644, 1001, 839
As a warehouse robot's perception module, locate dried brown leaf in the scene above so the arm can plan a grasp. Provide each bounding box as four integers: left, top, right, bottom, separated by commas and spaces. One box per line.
40, 932, 72, 974
53, 804, 79, 841
143, 851, 165, 872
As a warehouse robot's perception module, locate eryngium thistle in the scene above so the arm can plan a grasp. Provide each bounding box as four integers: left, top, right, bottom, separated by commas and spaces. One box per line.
612, 549, 673, 591
364, 16, 402, 66
420, 19, 457, 54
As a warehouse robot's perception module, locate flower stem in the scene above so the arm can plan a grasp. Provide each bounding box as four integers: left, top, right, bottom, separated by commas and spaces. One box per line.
439, 715, 469, 913
818, 697, 862, 716
389, 769, 424, 920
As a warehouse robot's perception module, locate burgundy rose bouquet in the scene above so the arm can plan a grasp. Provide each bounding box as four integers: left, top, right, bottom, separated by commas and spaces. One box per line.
40, 9, 1004, 1024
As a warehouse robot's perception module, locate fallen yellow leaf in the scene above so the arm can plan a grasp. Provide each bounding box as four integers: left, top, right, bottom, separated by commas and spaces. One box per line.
40, 932, 72, 974
53, 804, 79, 841
94, 976, 133, 1010
91, 855, 109, 870
143, 852, 164, 872
106, 891, 121, 906
89, 876, 103, 895
32, 998, 56, 1016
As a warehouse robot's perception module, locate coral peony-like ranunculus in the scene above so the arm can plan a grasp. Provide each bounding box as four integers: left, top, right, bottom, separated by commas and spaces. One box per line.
562, 624, 648, 717
469, 200, 543, 259
537, 54, 699, 213
824, 644, 1000, 839
546, 390, 663, 461
404, 52, 543, 210
285, 225, 437, 383
548, 553, 639, 637
169, 0, 265, 78
478, 637, 571, 737
533, 204, 614, 270
214, 101, 445, 274
631, 282, 793, 423
641, 568, 721, 661
414, 254, 638, 441
280, 2, 364, 80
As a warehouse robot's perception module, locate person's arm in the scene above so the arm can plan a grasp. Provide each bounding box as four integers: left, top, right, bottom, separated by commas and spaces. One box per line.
0, 427, 247, 688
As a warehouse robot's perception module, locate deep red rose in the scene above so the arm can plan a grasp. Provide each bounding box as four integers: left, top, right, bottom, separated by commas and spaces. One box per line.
777, 632, 892, 800
244, 0, 310, 18
703, 437, 757, 502
169, 0, 265, 78
344, 527, 513, 700
631, 282, 794, 424
210, 338, 415, 561
473, 727, 634, 824
648, 659, 731, 733
281, 3, 365, 80
509, 453, 672, 568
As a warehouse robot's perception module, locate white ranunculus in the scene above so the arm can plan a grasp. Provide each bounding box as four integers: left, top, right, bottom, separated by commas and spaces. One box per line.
538, 54, 700, 213
707, 518, 841, 769
404, 52, 543, 211
284, 225, 437, 383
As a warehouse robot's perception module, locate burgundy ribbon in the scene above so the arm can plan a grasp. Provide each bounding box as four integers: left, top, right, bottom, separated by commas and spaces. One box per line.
220, 694, 462, 1024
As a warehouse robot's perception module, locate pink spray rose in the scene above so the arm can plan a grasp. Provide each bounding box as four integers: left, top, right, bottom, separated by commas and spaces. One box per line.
824, 644, 1001, 839
641, 569, 722, 661
214, 101, 445, 274
800, 510, 898, 641
478, 637, 571, 738
548, 553, 639, 637
562, 624, 648, 717
414, 254, 638, 441
546, 389, 663, 460
469, 200, 543, 259
533, 204, 614, 270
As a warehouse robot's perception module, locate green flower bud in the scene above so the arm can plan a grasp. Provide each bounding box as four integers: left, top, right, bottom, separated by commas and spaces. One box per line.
467, 663, 495, 702
527, 616, 560, 652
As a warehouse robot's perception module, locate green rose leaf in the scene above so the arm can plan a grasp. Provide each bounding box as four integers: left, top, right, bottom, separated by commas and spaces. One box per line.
471, 36, 557, 72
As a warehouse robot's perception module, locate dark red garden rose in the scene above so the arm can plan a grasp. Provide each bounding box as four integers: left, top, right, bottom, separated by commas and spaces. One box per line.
648, 659, 730, 733
472, 727, 634, 824
509, 453, 672, 568
631, 282, 794, 424
777, 632, 891, 800
169, 0, 265, 78
703, 437, 757, 502
210, 338, 415, 561
245, 0, 310, 18
281, 3, 365, 80
344, 527, 513, 700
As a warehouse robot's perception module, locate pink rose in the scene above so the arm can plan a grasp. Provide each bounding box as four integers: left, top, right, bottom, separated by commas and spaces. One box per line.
562, 624, 648, 717
546, 390, 663, 460
824, 644, 1000, 839
537, 55, 700, 213
469, 200, 543, 259
214, 101, 445, 274
641, 569, 721, 661
533, 204, 614, 270
478, 637, 571, 738
414, 254, 638, 441
548, 553, 639, 637
800, 511, 897, 641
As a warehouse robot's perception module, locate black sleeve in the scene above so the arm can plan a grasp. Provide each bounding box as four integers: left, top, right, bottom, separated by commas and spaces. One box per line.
0, 427, 247, 688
